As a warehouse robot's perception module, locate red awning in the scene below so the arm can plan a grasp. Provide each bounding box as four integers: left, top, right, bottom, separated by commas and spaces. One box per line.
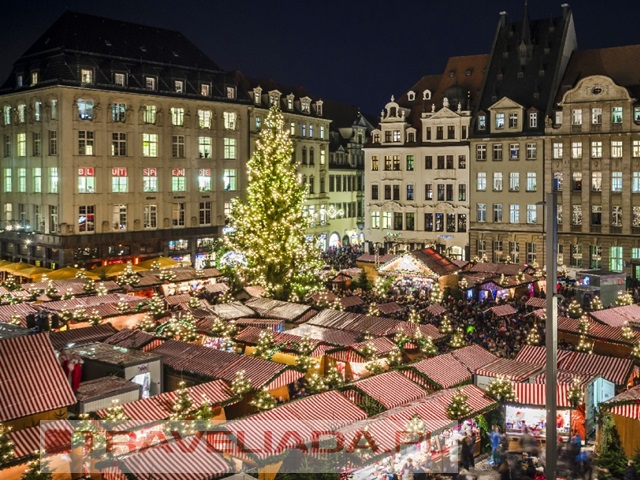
344, 371, 428, 409
512, 383, 573, 407
406, 353, 472, 389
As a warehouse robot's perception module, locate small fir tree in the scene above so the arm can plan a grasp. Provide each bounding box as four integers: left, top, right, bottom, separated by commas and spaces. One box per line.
3, 275, 18, 291
405, 414, 426, 438
430, 282, 443, 304
325, 365, 344, 389
365, 355, 386, 375
439, 315, 453, 334
193, 396, 214, 420
486, 375, 516, 403
44, 281, 59, 298
61, 288, 74, 301
147, 293, 165, 318
408, 309, 421, 324
419, 335, 438, 357
188, 295, 200, 309
596, 412, 629, 478
590, 295, 604, 311
96, 282, 108, 296
21, 454, 52, 480
116, 298, 129, 314
115, 264, 140, 287
567, 378, 583, 408
567, 300, 583, 319
359, 341, 377, 360
630, 341, 640, 361
448, 328, 466, 349
526, 326, 541, 345
577, 315, 591, 335
305, 373, 328, 393
136, 313, 157, 332
0, 423, 16, 466
367, 302, 380, 316
82, 279, 96, 293
230, 371, 252, 396
387, 346, 403, 367
616, 290, 635, 306
446, 389, 472, 421
103, 399, 129, 421
8, 311, 21, 326
621, 321, 635, 340
254, 330, 276, 360
250, 388, 276, 411
576, 334, 593, 353
170, 381, 194, 420
394, 327, 410, 350
86, 309, 102, 326
224, 106, 323, 301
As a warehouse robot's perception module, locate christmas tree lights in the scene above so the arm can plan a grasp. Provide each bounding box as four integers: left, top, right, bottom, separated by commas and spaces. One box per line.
230, 371, 252, 396
418, 335, 438, 357
96, 282, 108, 296
360, 341, 377, 360
44, 281, 59, 298
567, 300, 583, 319
576, 334, 593, 353
116, 298, 129, 314
439, 315, 453, 334
115, 264, 140, 287
630, 341, 640, 361
21, 453, 52, 480
590, 295, 603, 311
87, 309, 102, 326
82, 279, 96, 294
446, 389, 472, 420
3, 275, 18, 291
250, 388, 276, 411
394, 327, 410, 350
430, 282, 443, 304
136, 313, 156, 332
254, 330, 276, 359
408, 308, 421, 324
0, 423, 15, 466
365, 355, 386, 375
448, 328, 466, 349
305, 373, 328, 393
405, 414, 426, 437
621, 321, 635, 340
224, 106, 323, 301
578, 315, 591, 335
147, 293, 166, 318
367, 302, 380, 316
526, 326, 540, 345
9, 311, 21, 326
103, 399, 129, 421
387, 346, 403, 367
616, 290, 634, 306
567, 377, 583, 408
486, 375, 516, 403
169, 381, 194, 420
325, 365, 344, 389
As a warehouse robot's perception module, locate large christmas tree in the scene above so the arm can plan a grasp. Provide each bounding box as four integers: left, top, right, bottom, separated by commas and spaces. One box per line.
225, 106, 323, 301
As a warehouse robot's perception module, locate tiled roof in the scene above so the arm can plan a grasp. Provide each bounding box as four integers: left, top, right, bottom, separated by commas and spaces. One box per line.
49, 323, 118, 350
411, 248, 460, 276
402, 353, 472, 389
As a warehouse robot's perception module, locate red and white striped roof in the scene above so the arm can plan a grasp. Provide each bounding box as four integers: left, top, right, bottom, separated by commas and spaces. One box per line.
512, 383, 573, 408
340, 296, 364, 308
450, 345, 498, 371
476, 358, 543, 381
533, 370, 597, 388
285, 324, 360, 346
590, 304, 640, 328
49, 323, 118, 350
343, 371, 428, 409
426, 303, 446, 316
490, 304, 518, 317
515, 345, 571, 365
558, 316, 640, 344
525, 297, 546, 308
0, 333, 76, 422
377, 302, 403, 315
104, 328, 158, 349
388, 321, 443, 341
119, 437, 232, 480
404, 353, 472, 389
326, 336, 396, 363
8, 419, 73, 459
601, 385, 640, 420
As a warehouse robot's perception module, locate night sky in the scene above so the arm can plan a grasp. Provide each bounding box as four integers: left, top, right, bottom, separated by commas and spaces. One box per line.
1, 0, 639, 115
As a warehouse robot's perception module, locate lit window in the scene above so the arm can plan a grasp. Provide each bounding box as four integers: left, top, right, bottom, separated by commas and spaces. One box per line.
34, 101, 42, 122
143, 105, 157, 124
611, 141, 623, 158
49, 167, 58, 193
477, 115, 486, 130
223, 112, 237, 130
78, 131, 94, 155
112, 205, 127, 230
320, 126, 325, 139
610, 246, 623, 272
493, 172, 503, 191
143, 168, 158, 192
17, 104, 25, 123
571, 142, 582, 158
31, 71, 38, 85
111, 103, 126, 122
171, 169, 186, 192
495, 113, 505, 129
592, 172, 602, 192
611, 106, 623, 124
78, 99, 94, 120
225, 86, 235, 99
78, 205, 95, 232
223, 138, 236, 159
174, 80, 184, 93
78, 168, 95, 193
370, 212, 380, 229
17, 168, 26, 192
198, 136, 212, 158
201, 84, 210, 97
526, 205, 537, 224
477, 172, 486, 191
111, 168, 128, 193
114, 73, 125, 86
144, 205, 157, 229
145, 77, 156, 90
612, 172, 623, 192
3, 106, 10, 125
591, 141, 602, 158
510, 204, 520, 223
526, 172, 536, 192
33, 168, 42, 193
592, 108, 602, 124
172, 135, 185, 158
3, 168, 11, 192
111, 133, 127, 156
142, 133, 158, 157
48, 130, 57, 156
171, 107, 184, 126
50, 99, 57, 119
224, 169, 237, 191
509, 172, 520, 191
572, 109, 582, 125
16, 133, 26, 156
633, 172, 640, 193
198, 168, 211, 191
172, 203, 185, 227
81, 69, 93, 84
553, 142, 563, 159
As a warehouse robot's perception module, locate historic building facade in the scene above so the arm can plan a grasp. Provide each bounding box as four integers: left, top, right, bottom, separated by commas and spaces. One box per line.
546, 46, 640, 278
364, 55, 487, 260
469, 6, 576, 264
0, 12, 250, 268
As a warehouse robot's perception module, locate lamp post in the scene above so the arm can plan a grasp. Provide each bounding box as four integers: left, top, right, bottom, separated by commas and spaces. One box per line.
545, 193, 558, 480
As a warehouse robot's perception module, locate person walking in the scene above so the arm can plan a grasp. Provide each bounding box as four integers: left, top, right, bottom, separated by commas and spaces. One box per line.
490, 425, 502, 466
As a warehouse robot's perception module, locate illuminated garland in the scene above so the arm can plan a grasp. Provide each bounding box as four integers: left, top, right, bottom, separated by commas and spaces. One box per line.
621, 321, 635, 340
526, 327, 540, 345
224, 106, 323, 301
365, 356, 386, 374
567, 377, 583, 408
616, 290, 634, 307
448, 328, 466, 349
590, 295, 603, 311
446, 389, 472, 420
439, 315, 453, 334
0, 423, 15, 466
486, 375, 516, 403
295, 354, 317, 372
157, 269, 177, 282
194, 396, 214, 420
567, 300, 583, 319
250, 388, 276, 411
102, 399, 129, 421
158, 313, 198, 342
230, 371, 252, 396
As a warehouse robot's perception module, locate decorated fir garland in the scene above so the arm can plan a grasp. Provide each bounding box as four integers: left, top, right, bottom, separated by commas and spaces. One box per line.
526, 327, 541, 346
169, 381, 194, 420
590, 295, 604, 311
102, 399, 130, 421
446, 389, 472, 420
295, 354, 317, 372
250, 388, 276, 411
439, 315, 453, 334
0, 422, 16, 466
567, 300, 583, 319
616, 290, 634, 307
621, 321, 635, 340
230, 371, 252, 396
486, 375, 516, 403
193, 396, 214, 420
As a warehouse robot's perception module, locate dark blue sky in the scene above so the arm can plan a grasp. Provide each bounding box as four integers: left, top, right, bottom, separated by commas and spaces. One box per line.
1, 0, 639, 115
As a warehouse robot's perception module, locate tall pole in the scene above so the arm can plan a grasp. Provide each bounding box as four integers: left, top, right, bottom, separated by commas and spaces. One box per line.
545, 193, 558, 480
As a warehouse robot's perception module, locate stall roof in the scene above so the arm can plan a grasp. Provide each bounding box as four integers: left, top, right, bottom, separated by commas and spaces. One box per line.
244, 297, 313, 322
600, 385, 640, 420
75, 376, 140, 403
49, 323, 118, 350
377, 302, 403, 315
234, 326, 325, 354
235, 318, 284, 331
325, 336, 396, 363
305, 308, 401, 336
475, 358, 543, 382
425, 303, 446, 316
208, 302, 256, 320
285, 324, 360, 346
489, 304, 518, 317
468, 262, 532, 275
512, 383, 573, 408
0, 303, 37, 327
341, 370, 428, 409
0, 333, 76, 422
450, 344, 499, 371
401, 353, 472, 389
590, 304, 640, 328
558, 316, 640, 345
356, 253, 397, 264
103, 328, 159, 349
8, 420, 73, 459
525, 297, 546, 308
66, 342, 161, 366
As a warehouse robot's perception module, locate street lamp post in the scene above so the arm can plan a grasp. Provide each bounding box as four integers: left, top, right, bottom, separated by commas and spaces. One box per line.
545, 193, 558, 480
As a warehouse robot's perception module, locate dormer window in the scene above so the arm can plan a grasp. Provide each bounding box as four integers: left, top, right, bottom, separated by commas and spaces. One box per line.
145, 76, 156, 90
407, 91, 415, 101
226, 86, 235, 99
287, 96, 294, 110
316, 101, 323, 116
301, 101, 310, 113
495, 113, 505, 129
16, 74, 23, 87
393, 130, 401, 142
478, 115, 486, 130
529, 112, 538, 128
254, 89, 261, 105
174, 80, 184, 93
269, 94, 279, 107
31, 71, 38, 86
201, 84, 210, 97
114, 73, 125, 86
508, 113, 518, 128
423, 90, 431, 100
555, 111, 563, 125
81, 69, 93, 84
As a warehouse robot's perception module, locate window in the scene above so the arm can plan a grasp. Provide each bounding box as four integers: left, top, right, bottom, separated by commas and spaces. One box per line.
223, 138, 237, 159
114, 73, 125, 86
477, 203, 487, 222
32, 132, 41, 156
529, 112, 537, 128
527, 204, 537, 223
572, 205, 582, 225
111, 103, 126, 122
634, 207, 640, 227
34, 101, 41, 122
553, 172, 563, 191
610, 246, 623, 272
144, 204, 157, 229
634, 140, 640, 158
171, 107, 184, 126
78, 205, 95, 233
476, 144, 487, 161
172, 203, 185, 227
436, 127, 443, 140
510, 242, 520, 263
493, 172, 503, 191
33, 168, 41, 193
526, 143, 537, 160
571, 244, 583, 268
591, 205, 602, 225
202, 84, 212, 97
382, 212, 392, 229
406, 155, 414, 171
3, 168, 11, 192
49, 205, 57, 233
394, 185, 401, 201
198, 110, 212, 129
477, 172, 487, 191
17, 133, 26, 156
3, 106, 10, 125
17, 168, 26, 192
171, 168, 186, 191
142, 133, 158, 157
447, 126, 455, 139
493, 203, 503, 222
78, 131, 94, 155
383, 185, 391, 200
320, 126, 326, 139
50, 99, 57, 119
371, 184, 379, 200
224, 169, 237, 191
437, 156, 445, 169
174, 80, 184, 93
197, 169, 212, 192
198, 136, 212, 158
424, 156, 433, 169
435, 213, 443, 231
111, 132, 127, 156
302, 124, 307, 137
423, 213, 433, 231
612, 206, 622, 227
477, 240, 487, 260
223, 112, 237, 130
478, 115, 486, 130
143, 105, 157, 124
112, 205, 127, 230
199, 201, 212, 225
458, 184, 466, 201
81, 69, 93, 84
255, 116, 262, 129
143, 168, 158, 192
572, 172, 582, 191
406, 213, 415, 230
508, 112, 518, 128
392, 155, 400, 171
77, 99, 94, 120
572, 109, 582, 125
611, 107, 623, 124
510, 143, 520, 160
495, 113, 505, 129
445, 184, 453, 201
571, 142, 582, 159
3, 135, 8, 157
612, 172, 623, 192
172, 135, 185, 158
145, 77, 156, 90
492, 144, 503, 161
370, 211, 380, 229
458, 155, 466, 169
606, 142, 623, 160
592, 108, 602, 124
509, 204, 520, 223
553, 142, 563, 159
48, 130, 57, 155
320, 148, 326, 165
406, 184, 414, 201
633, 172, 640, 193
425, 184, 433, 201
371, 156, 379, 171
309, 125, 314, 138
526, 172, 536, 192
509, 172, 520, 191
590, 245, 602, 269
17, 104, 25, 123
493, 241, 503, 262
526, 243, 537, 264
49, 168, 58, 193
111, 168, 128, 193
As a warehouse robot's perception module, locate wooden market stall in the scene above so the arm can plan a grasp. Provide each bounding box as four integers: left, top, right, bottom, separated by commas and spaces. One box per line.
599, 385, 640, 458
